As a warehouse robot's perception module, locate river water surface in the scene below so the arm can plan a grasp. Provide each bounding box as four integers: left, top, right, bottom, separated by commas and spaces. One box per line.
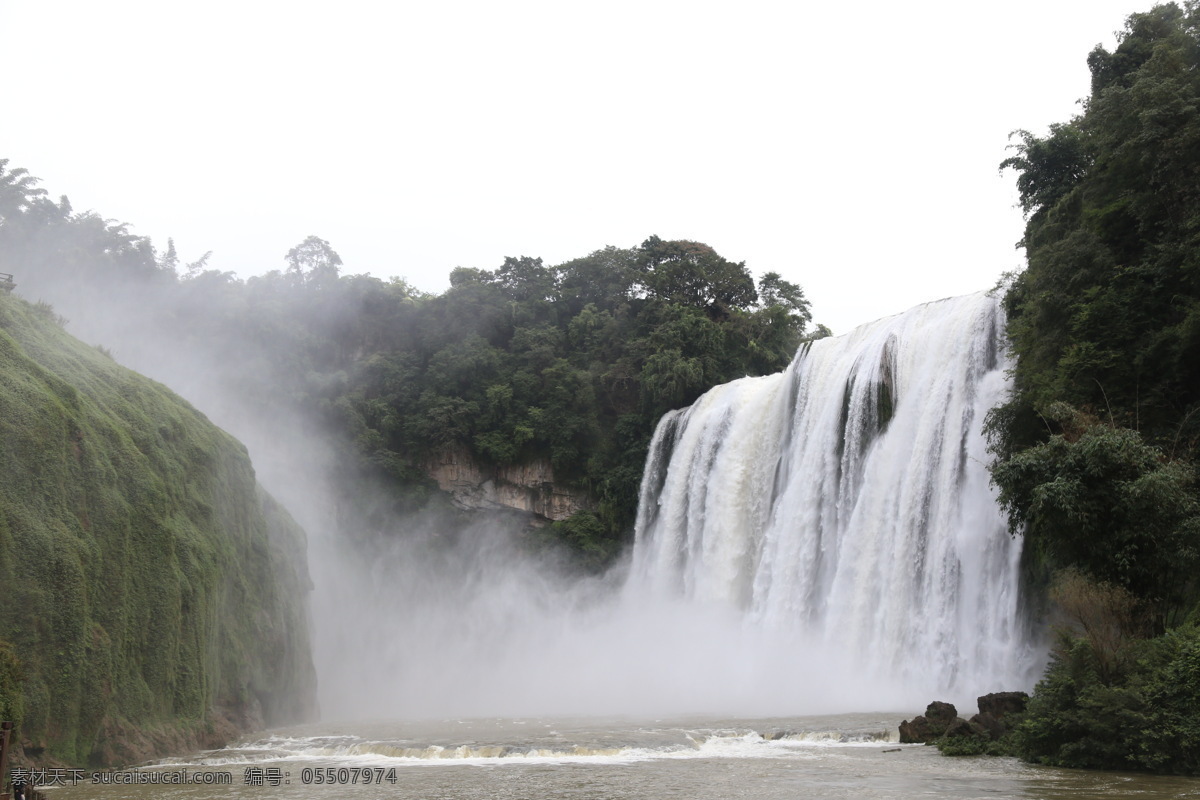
39, 713, 1200, 800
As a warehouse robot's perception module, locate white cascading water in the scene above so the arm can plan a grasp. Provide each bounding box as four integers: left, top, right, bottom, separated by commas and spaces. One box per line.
625, 291, 1034, 703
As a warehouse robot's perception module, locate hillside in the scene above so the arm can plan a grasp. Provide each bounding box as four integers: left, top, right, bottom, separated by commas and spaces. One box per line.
976, 2, 1200, 774
0, 290, 315, 766
993, 0, 1200, 625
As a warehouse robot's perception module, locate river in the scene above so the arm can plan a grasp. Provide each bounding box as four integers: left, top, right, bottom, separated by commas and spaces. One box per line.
37, 713, 1200, 800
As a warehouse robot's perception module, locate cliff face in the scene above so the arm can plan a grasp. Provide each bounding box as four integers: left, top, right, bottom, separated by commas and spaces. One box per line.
0, 293, 316, 766
425, 445, 591, 523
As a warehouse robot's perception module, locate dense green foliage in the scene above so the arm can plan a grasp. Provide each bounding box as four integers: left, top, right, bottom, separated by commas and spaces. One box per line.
0, 291, 314, 765
1013, 626, 1200, 774
934, 731, 1022, 757
992, 406, 1200, 621
994, 0, 1200, 617
344, 240, 817, 557
996, 2, 1200, 459
0, 162, 822, 564
991, 2, 1200, 774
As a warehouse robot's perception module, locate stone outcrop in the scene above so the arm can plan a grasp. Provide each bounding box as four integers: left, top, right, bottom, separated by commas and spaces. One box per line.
425, 445, 591, 522
900, 692, 1030, 745
977, 691, 1029, 720
969, 711, 1007, 740
967, 691, 1029, 740
943, 717, 987, 739
899, 701, 959, 743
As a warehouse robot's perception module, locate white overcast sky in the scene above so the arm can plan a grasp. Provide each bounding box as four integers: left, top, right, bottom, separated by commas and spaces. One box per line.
0, 0, 1154, 334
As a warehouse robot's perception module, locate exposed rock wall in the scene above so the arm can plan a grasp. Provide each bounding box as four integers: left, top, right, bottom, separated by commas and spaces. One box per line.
425, 446, 591, 522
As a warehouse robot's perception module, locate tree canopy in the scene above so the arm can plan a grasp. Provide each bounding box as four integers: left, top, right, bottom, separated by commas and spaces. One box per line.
996, 1, 1200, 459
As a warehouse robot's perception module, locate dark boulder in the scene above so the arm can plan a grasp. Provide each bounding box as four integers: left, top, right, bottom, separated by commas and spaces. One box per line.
901, 692, 1030, 752
899, 701, 958, 743
943, 717, 987, 739
927, 701, 957, 724
969, 711, 1006, 740
977, 691, 1028, 721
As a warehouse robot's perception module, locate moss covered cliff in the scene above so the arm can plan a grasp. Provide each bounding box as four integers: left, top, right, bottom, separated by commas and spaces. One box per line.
0, 291, 315, 766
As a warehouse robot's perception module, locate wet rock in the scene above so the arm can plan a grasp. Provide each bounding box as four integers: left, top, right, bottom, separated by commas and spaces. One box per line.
902, 692, 1029, 750
943, 717, 986, 739
977, 691, 1028, 721
898, 701, 958, 743
925, 701, 959, 727
969, 711, 1006, 740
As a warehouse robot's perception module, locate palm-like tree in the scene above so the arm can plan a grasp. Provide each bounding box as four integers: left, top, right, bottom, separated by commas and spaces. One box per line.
0, 159, 47, 222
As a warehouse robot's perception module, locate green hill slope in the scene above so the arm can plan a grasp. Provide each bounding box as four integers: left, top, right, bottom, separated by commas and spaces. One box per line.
0, 291, 315, 766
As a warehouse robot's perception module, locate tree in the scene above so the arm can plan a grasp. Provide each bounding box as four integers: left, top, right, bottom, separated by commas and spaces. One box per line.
157, 238, 179, 274
0, 160, 47, 221
999, 124, 1090, 220
635, 235, 758, 315
556, 246, 639, 315
758, 271, 812, 331
493, 256, 556, 303
285, 235, 342, 288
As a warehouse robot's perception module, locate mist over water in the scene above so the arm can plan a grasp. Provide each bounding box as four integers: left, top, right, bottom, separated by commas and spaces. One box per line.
17, 270, 1038, 721
317, 524, 921, 720
295, 291, 1040, 720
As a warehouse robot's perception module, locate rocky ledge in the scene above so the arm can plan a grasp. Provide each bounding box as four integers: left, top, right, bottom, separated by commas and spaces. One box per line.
424, 445, 592, 523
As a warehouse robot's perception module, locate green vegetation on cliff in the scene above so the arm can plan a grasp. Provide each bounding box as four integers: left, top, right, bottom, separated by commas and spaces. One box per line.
991, 2, 1200, 774
0, 290, 315, 766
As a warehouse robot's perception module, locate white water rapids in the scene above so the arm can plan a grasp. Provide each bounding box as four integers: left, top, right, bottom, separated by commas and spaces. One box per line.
625, 291, 1034, 703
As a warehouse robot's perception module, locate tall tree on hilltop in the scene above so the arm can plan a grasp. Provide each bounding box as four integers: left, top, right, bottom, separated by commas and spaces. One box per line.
0, 159, 47, 221
286, 235, 342, 288
635, 235, 758, 316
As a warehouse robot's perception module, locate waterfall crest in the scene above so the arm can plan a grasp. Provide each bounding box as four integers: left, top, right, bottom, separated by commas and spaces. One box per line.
627, 292, 1033, 700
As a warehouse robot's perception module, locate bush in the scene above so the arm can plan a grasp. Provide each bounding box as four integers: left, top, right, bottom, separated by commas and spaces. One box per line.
936, 731, 1019, 757
1014, 625, 1200, 774
538, 511, 619, 573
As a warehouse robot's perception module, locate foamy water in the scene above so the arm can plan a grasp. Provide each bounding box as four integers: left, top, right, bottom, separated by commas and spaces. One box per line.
42, 714, 1200, 800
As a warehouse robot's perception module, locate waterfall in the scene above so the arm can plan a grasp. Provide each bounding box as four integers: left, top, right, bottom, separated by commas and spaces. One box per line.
627, 291, 1033, 702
